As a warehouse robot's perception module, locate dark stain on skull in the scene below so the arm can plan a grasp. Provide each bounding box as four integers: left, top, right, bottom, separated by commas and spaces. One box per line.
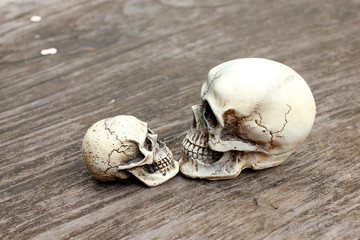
221, 109, 257, 145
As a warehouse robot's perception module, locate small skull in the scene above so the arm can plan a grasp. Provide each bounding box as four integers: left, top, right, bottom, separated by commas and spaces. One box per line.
180, 58, 316, 180
82, 115, 179, 187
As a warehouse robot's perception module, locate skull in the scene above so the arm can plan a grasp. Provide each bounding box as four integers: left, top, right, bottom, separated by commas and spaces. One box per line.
180, 58, 316, 180
82, 115, 179, 187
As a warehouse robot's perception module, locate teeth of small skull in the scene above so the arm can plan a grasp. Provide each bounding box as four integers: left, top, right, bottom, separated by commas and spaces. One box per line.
145, 155, 173, 174
193, 146, 198, 155
203, 148, 208, 155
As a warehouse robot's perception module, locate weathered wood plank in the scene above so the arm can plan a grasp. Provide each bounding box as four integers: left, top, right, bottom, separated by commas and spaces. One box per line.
1, 0, 359, 239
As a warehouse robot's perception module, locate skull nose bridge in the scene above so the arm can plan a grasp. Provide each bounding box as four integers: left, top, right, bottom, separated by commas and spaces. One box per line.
191, 104, 203, 118
191, 104, 204, 125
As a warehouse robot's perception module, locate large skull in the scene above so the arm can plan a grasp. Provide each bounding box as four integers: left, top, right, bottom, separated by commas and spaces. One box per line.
82, 115, 179, 187
180, 58, 316, 180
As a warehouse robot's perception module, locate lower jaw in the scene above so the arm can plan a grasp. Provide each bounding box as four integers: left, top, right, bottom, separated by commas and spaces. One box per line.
179, 154, 243, 180
180, 149, 254, 180
128, 160, 179, 187
182, 152, 222, 166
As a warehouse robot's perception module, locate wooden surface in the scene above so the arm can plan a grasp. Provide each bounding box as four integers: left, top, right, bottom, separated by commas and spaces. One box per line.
1, 0, 359, 239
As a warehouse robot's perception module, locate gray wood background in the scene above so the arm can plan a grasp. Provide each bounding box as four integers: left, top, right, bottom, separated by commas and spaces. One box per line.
1, 0, 359, 239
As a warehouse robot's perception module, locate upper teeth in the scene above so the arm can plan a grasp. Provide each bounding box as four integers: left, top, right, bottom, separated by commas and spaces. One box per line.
145, 150, 174, 174
182, 134, 223, 164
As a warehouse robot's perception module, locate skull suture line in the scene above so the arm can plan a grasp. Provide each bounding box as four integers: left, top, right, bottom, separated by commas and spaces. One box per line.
180, 58, 316, 180
82, 115, 179, 187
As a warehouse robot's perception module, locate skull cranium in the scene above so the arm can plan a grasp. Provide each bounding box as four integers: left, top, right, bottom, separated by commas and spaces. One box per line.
82, 115, 179, 187
180, 58, 316, 180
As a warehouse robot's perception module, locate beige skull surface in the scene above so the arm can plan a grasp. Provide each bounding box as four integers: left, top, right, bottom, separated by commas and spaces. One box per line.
82, 115, 179, 187
180, 58, 316, 180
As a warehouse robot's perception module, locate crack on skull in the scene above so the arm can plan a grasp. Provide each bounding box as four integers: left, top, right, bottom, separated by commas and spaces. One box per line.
107, 145, 133, 159
254, 106, 270, 132
254, 104, 292, 149
103, 114, 144, 174
202, 70, 221, 98
103, 119, 152, 176
104, 145, 135, 175
273, 104, 292, 135
104, 119, 124, 145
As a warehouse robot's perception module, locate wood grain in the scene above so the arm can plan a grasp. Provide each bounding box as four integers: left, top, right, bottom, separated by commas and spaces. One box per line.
1, 0, 359, 239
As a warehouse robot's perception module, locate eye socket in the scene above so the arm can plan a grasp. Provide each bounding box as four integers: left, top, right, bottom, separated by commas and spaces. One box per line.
203, 102, 218, 128
144, 137, 153, 151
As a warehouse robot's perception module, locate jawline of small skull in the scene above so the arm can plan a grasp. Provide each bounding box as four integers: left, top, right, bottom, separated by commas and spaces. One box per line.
182, 132, 223, 164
